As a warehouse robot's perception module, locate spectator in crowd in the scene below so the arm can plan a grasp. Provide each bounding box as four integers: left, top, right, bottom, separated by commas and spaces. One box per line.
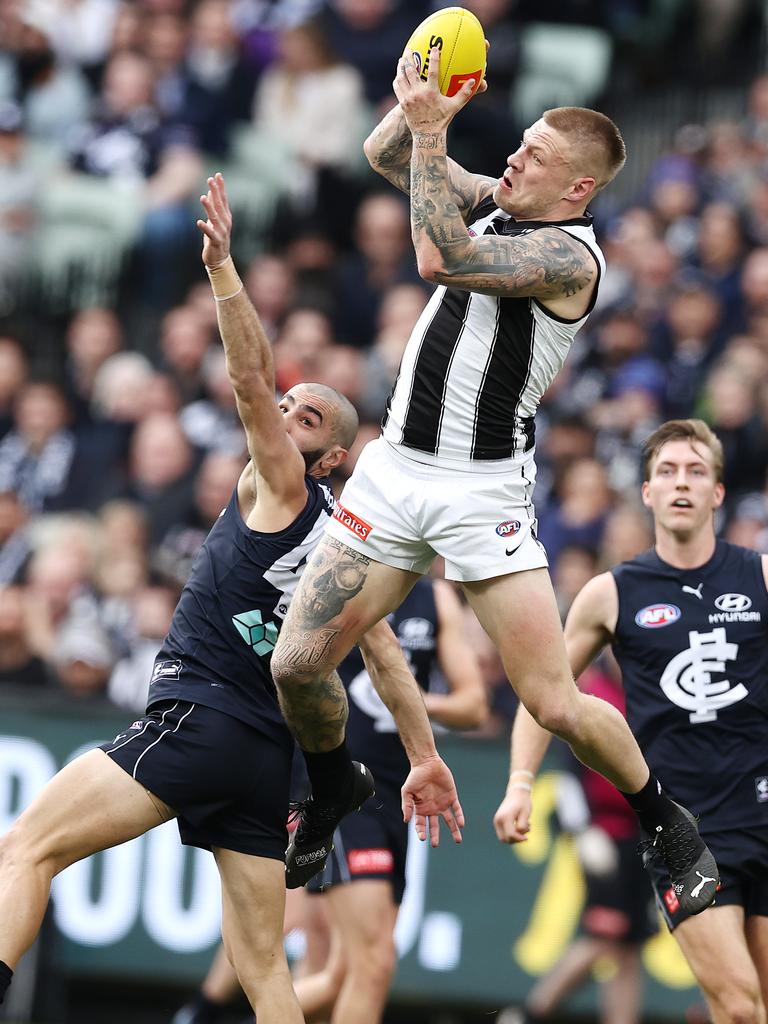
108, 584, 177, 710
244, 253, 296, 341
0, 336, 28, 439
538, 459, 613, 568
253, 17, 369, 238
272, 307, 334, 393
0, 380, 121, 513
179, 349, 245, 455
0, 101, 38, 316
334, 191, 419, 346
153, 450, 243, 587
127, 410, 196, 545
158, 304, 216, 403
0, 585, 50, 688
69, 50, 202, 306
64, 307, 124, 421
0, 491, 29, 586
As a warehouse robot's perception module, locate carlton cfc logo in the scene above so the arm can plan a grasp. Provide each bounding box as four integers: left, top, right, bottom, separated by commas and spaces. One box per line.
635, 604, 681, 628
496, 520, 521, 537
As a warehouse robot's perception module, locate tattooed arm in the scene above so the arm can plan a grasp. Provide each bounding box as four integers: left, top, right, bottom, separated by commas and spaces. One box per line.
363, 103, 496, 222
409, 130, 596, 304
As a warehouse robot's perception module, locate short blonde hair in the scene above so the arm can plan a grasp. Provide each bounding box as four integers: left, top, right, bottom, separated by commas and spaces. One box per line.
642, 419, 724, 483
542, 107, 626, 191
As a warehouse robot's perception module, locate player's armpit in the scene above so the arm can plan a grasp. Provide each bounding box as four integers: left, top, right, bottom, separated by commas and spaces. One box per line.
564, 571, 618, 678
429, 226, 597, 302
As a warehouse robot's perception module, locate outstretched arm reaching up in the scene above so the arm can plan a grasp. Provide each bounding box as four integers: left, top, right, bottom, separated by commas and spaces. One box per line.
198, 173, 307, 531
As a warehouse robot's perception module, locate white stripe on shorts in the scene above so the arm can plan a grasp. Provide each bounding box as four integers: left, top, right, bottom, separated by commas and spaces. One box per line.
106, 701, 180, 754
131, 702, 196, 780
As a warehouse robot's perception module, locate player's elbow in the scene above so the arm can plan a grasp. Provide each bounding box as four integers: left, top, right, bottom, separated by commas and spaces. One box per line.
416, 255, 441, 283
362, 134, 379, 169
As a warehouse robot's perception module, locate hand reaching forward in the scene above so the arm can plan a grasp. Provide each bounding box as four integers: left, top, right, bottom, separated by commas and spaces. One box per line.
493, 787, 532, 844
402, 754, 464, 847
197, 171, 232, 268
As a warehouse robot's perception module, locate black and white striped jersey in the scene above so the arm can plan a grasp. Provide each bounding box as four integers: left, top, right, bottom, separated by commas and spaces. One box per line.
382, 197, 605, 465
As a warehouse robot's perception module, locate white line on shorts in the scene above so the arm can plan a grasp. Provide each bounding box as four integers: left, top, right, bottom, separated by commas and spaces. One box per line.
131, 703, 196, 780
106, 702, 179, 754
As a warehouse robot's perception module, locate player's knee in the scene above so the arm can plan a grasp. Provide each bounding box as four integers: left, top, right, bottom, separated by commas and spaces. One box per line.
708, 977, 762, 1024
526, 697, 580, 740
0, 824, 54, 878
348, 932, 396, 991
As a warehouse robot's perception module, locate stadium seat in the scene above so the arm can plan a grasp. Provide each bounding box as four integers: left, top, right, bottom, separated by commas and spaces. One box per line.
512, 24, 613, 126
32, 174, 142, 311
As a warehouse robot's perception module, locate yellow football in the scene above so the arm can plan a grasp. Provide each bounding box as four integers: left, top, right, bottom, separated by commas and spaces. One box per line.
405, 6, 486, 98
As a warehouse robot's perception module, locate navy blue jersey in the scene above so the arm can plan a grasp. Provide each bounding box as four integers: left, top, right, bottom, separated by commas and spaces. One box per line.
612, 541, 768, 831
148, 477, 334, 733
341, 578, 439, 788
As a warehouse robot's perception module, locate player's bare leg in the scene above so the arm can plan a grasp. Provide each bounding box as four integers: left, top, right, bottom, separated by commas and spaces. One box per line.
0, 749, 173, 970
745, 916, 768, 1014
462, 569, 649, 791
323, 880, 398, 1024
271, 536, 417, 753
674, 906, 765, 1024
214, 848, 303, 1023
598, 944, 644, 1024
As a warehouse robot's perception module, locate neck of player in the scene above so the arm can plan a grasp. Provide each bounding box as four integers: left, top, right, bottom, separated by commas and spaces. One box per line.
654, 520, 717, 570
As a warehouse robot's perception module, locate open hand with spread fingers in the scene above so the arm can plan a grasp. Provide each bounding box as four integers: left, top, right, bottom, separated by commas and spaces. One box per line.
401, 754, 465, 847
197, 171, 232, 268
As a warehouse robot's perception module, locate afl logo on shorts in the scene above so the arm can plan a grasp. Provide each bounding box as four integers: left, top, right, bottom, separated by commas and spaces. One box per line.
496, 520, 521, 537
635, 604, 681, 628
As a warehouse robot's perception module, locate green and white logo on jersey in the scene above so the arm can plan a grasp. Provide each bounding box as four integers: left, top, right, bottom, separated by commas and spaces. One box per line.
232, 609, 279, 656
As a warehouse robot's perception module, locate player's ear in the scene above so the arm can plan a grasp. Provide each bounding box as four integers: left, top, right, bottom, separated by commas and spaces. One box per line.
713, 481, 725, 509
567, 176, 595, 202
318, 446, 347, 473
640, 480, 652, 508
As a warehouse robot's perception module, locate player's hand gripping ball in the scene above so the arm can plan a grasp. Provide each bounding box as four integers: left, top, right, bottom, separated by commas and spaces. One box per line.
405, 7, 486, 97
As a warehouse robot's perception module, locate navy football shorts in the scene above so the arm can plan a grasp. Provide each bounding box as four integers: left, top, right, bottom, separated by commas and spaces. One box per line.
580, 836, 658, 944
307, 777, 408, 904
101, 700, 293, 860
646, 825, 768, 930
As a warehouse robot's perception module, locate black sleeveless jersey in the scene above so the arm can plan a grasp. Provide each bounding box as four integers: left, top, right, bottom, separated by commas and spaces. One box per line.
611, 541, 768, 831
148, 477, 334, 734
341, 577, 439, 788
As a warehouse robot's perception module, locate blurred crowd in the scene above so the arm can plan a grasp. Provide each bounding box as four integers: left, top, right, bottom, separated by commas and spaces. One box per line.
1, 0, 767, 732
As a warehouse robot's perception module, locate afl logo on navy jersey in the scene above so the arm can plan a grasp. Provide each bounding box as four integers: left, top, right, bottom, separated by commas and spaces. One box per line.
714, 593, 752, 612
635, 604, 681, 629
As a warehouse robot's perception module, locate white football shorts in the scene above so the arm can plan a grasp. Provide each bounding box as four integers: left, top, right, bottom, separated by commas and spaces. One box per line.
324, 438, 549, 582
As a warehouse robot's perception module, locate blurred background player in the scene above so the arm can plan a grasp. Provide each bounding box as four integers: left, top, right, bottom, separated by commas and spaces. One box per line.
172, 574, 488, 1024
495, 419, 768, 1024
496, 664, 656, 1024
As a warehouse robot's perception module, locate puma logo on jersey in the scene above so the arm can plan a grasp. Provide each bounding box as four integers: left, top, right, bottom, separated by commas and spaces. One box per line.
682, 583, 703, 599
691, 871, 717, 898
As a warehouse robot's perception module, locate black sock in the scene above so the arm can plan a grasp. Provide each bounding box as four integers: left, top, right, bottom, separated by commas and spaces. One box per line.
620, 772, 678, 831
0, 961, 13, 1005
303, 741, 354, 804
190, 992, 227, 1021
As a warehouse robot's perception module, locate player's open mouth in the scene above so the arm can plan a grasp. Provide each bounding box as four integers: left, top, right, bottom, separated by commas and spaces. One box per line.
671, 499, 693, 509
499, 175, 513, 190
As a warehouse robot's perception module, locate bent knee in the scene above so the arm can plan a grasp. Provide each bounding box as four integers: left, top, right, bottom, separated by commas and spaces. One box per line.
707, 982, 762, 1024
526, 697, 580, 740
347, 934, 396, 988
0, 826, 55, 876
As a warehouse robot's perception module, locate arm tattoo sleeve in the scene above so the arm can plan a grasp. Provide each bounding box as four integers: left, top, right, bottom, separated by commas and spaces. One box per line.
410, 132, 595, 299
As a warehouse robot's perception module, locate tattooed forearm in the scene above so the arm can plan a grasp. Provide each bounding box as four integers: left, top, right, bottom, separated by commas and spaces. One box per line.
276, 669, 348, 752
274, 628, 339, 671
365, 106, 413, 193
410, 138, 595, 299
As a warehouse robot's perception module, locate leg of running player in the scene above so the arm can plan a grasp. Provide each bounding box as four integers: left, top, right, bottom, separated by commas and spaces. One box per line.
323, 879, 398, 1024
462, 570, 650, 791
598, 944, 644, 1024
214, 848, 303, 1023
674, 907, 765, 1024
0, 749, 173, 971
525, 936, 611, 1017
745, 916, 768, 1013
294, 901, 346, 1021
271, 536, 418, 753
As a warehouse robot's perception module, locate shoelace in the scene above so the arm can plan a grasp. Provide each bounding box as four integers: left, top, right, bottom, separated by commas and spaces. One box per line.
638, 821, 700, 875
288, 797, 343, 841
